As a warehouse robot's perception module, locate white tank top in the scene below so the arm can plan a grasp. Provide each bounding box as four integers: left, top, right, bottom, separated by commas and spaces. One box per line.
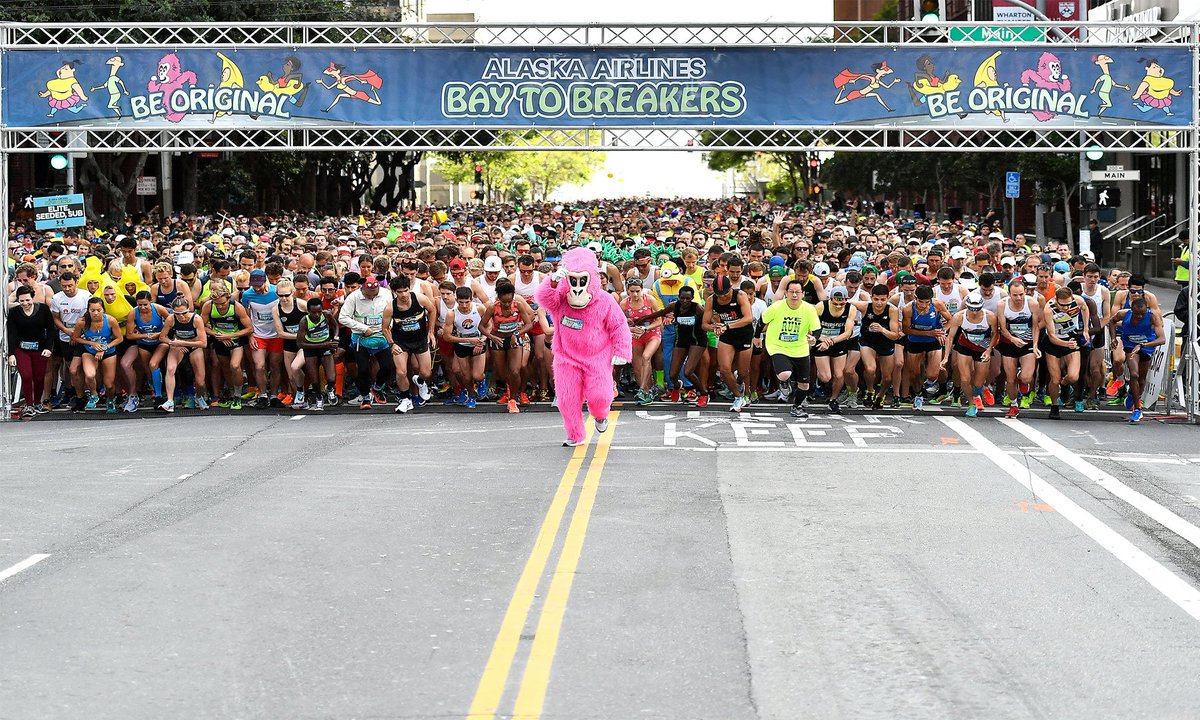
1003, 296, 1035, 342
478, 276, 500, 304
453, 304, 483, 346
1081, 284, 1104, 317
978, 287, 1002, 315
934, 284, 962, 315
512, 271, 542, 308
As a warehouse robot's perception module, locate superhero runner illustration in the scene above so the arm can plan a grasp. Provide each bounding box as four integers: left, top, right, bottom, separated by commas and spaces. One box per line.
256, 55, 310, 108
833, 61, 900, 112
212, 52, 244, 122
1088, 54, 1130, 117
40, 59, 88, 117
972, 50, 1007, 122
88, 56, 128, 117
148, 53, 199, 123
1019, 51, 1071, 121
316, 62, 383, 112
1132, 58, 1183, 116
908, 54, 961, 106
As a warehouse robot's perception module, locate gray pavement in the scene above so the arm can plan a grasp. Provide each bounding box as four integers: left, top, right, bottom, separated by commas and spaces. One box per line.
2, 409, 1200, 719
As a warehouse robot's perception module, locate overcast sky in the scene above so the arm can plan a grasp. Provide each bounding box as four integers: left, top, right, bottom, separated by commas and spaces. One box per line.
424, 0, 831, 200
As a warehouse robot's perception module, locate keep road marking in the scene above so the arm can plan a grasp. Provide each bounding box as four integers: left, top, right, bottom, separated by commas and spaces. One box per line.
0, 554, 50, 582
941, 417, 1200, 623
1002, 418, 1200, 554
512, 413, 619, 720
466, 419, 597, 720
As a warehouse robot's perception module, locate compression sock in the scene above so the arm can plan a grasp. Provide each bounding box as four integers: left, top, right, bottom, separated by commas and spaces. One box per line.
792, 384, 809, 408
335, 362, 345, 396
150, 369, 163, 397
655, 370, 665, 387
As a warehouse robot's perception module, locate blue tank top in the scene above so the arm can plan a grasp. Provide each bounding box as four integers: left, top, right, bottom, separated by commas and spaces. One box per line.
156, 280, 179, 307
134, 305, 164, 346
1119, 310, 1157, 348
906, 301, 941, 344
81, 314, 115, 356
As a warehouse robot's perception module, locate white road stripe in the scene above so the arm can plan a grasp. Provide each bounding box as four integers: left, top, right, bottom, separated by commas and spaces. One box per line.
1002, 418, 1200, 554
177, 474, 193, 480
941, 417, 1200, 623
290, 415, 306, 421
0, 554, 50, 582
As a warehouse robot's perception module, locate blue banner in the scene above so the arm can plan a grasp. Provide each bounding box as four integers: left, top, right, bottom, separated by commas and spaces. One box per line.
2, 46, 1192, 129
32, 193, 86, 230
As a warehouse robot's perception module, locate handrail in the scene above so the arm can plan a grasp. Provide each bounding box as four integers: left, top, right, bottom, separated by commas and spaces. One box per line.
1152, 218, 1189, 246
1113, 215, 1166, 247
1104, 213, 1145, 236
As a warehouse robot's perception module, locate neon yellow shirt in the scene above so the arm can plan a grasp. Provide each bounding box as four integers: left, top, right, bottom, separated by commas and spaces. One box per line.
761, 299, 820, 357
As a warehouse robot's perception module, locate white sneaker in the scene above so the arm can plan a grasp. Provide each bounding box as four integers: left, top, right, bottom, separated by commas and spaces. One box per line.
731, 396, 746, 413
311, 398, 325, 412
292, 390, 307, 410
413, 375, 431, 401
594, 418, 609, 433
395, 397, 414, 414
562, 437, 587, 447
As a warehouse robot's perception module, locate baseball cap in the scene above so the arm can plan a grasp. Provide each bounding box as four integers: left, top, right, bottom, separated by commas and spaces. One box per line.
898, 272, 917, 285
249, 269, 267, 285
769, 256, 787, 268
1022, 273, 1037, 286
959, 274, 979, 291
448, 258, 467, 271
1053, 261, 1070, 274
965, 292, 984, 310
949, 246, 969, 260
586, 241, 602, 253
830, 286, 848, 299
175, 251, 194, 266
483, 256, 503, 273
363, 275, 380, 288
769, 265, 788, 279
812, 262, 831, 277
1000, 256, 1016, 267
336, 245, 351, 255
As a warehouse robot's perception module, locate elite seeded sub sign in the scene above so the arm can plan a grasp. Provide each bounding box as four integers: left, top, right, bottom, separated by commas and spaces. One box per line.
32, 193, 86, 230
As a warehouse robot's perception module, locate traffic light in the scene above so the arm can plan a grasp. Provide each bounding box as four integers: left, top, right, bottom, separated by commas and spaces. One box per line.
50, 154, 69, 171
473, 164, 483, 183
470, 190, 485, 202
918, 0, 941, 21
810, 184, 823, 196
808, 157, 820, 170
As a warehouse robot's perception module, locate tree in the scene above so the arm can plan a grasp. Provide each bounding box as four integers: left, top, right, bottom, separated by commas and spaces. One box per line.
433, 134, 604, 203
1018, 153, 1081, 241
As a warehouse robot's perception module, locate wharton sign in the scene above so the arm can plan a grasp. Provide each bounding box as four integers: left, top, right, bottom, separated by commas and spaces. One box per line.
2, 46, 1191, 130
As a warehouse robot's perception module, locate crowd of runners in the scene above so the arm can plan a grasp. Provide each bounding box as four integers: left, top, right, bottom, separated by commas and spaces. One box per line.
4, 198, 1190, 423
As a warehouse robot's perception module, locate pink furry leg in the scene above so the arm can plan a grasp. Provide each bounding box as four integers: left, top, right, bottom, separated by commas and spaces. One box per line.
554, 360, 587, 444
583, 366, 614, 422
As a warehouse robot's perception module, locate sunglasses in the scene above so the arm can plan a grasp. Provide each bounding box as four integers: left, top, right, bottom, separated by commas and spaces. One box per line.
278, 293, 293, 299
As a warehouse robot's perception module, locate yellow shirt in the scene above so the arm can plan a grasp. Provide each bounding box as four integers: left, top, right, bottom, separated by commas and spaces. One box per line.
761, 299, 820, 358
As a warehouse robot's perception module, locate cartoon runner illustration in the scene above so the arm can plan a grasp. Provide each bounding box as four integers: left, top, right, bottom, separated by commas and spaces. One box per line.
1020, 51, 1071, 121
1089, 54, 1130, 116
256, 55, 311, 108
88, 56, 127, 117
317, 62, 383, 113
1132, 58, 1183, 116
148, 53, 199, 123
833, 61, 900, 112
907, 54, 961, 106
212, 52, 244, 123
973, 50, 1008, 122
40, 59, 88, 117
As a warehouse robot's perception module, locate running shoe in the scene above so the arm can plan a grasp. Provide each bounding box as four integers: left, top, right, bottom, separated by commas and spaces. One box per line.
889, 395, 900, 409
965, 404, 978, 418
85, 394, 99, 410
360, 399, 373, 410
913, 395, 924, 411
105, 399, 116, 414
1020, 393, 1033, 409
1042, 393, 1053, 407
684, 389, 699, 403
1074, 400, 1086, 413
240, 387, 259, 400
477, 378, 490, 399
124, 395, 139, 413
637, 389, 653, 406
35, 403, 51, 414
951, 396, 962, 408
1048, 404, 1061, 420
973, 396, 985, 412
195, 395, 209, 411
292, 390, 307, 410
253, 395, 269, 409
538, 389, 552, 402
269, 396, 285, 409
872, 393, 884, 410
326, 389, 339, 406
519, 391, 532, 406
506, 398, 519, 414
695, 394, 709, 409
311, 398, 325, 411
496, 392, 511, 405
214, 397, 231, 409
183, 396, 196, 409
1001, 394, 1012, 406
981, 387, 995, 406
1106, 378, 1125, 397
595, 418, 609, 433
395, 397, 413, 414
562, 437, 587, 447
669, 386, 681, 403
845, 394, 860, 410
1130, 407, 1143, 423
21, 405, 36, 419
370, 388, 387, 405
281, 393, 294, 407
466, 396, 477, 409
228, 398, 242, 411
1005, 405, 1020, 418
158, 399, 175, 413
763, 388, 782, 401
789, 406, 808, 419
731, 396, 746, 413
411, 394, 427, 409
412, 375, 432, 401
828, 398, 840, 414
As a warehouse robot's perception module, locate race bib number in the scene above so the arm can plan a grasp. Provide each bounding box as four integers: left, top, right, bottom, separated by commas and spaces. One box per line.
19, 341, 40, 351
561, 316, 584, 331
779, 332, 799, 342
677, 316, 695, 326
256, 311, 273, 322
401, 320, 421, 332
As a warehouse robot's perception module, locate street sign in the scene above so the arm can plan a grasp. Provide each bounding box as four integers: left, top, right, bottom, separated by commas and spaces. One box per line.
949, 26, 1046, 43
32, 193, 86, 230
1096, 187, 1122, 208
136, 176, 157, 196
1089, 170, 1141, 181
1005, 171, 1020, 199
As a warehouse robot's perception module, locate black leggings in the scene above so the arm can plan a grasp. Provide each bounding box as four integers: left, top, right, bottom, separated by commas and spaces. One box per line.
353, 344, 396, 396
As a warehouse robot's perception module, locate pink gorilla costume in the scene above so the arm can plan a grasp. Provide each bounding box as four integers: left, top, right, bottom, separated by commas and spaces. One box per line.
535, 248, 633, 446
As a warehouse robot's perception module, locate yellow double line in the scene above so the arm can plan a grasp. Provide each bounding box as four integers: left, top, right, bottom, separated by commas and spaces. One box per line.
467, 413, 619, 720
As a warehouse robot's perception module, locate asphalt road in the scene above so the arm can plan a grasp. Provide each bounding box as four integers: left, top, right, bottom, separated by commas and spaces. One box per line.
3, 408, 1200, 720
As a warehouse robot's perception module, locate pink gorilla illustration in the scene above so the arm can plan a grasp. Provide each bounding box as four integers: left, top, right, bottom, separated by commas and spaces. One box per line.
148, 53, 198, 123
1020, 51, 1071, 121
535, 247, 633, 447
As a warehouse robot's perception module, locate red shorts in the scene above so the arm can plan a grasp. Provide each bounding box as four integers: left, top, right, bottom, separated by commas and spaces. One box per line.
251, 335, 284, 353
438, 340, 453, 359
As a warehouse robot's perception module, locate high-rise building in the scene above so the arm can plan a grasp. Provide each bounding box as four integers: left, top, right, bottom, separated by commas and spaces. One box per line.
832, 0, 889, 20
